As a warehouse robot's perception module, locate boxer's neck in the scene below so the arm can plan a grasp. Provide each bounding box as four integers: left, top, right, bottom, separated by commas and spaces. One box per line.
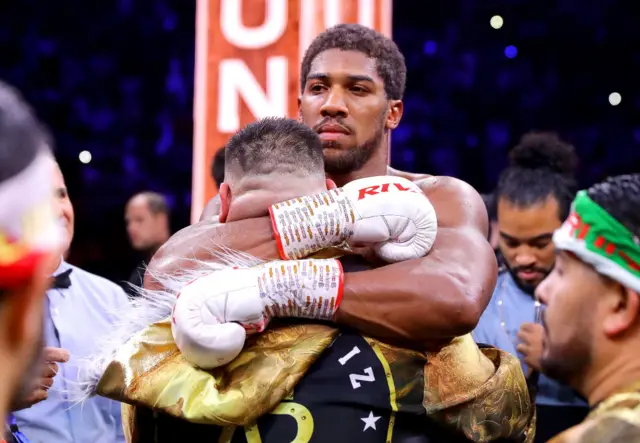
225, 191, 272, 221
226, 177, 326, 223
327, 147, 388, 188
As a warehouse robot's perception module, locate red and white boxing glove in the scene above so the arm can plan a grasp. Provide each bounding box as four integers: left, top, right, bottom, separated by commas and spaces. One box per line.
269, 176, 438, 263
171, 258, 343, 369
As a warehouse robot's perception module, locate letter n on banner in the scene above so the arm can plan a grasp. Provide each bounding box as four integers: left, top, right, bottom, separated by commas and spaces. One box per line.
192, 0, 393, 222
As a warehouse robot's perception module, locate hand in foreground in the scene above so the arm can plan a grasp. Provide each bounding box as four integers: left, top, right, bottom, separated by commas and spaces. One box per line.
12, 347, 70, 411
516, 322, 544, 374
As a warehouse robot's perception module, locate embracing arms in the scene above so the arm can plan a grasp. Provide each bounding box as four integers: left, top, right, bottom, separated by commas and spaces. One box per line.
146, 177, 497, 346
336, 177, 497, 345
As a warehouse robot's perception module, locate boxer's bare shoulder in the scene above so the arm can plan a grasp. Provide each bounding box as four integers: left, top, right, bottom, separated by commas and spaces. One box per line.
386, 167, 488, 236
415, 175, 489, 236
386, 166, 432, 182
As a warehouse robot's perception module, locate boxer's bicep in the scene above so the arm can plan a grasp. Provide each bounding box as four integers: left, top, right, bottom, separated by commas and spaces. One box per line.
420, 176, 496, 308
335, 176, 497, 345
417, 175, 490, 237
337, 226, 496, 345
422, 224, 498, 317
417, 176, 496, 321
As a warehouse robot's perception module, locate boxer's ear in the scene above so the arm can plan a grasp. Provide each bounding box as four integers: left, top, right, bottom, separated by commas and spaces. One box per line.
297, 97, 302, 122
385, 100, 403, 130
325, 178, 337, 190
219, 183, 231, 223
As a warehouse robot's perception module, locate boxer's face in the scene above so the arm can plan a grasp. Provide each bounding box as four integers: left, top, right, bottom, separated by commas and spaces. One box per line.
299, 49, 402, 175
536, 251, 600, 385
497, 196, 561, 294
52, 164, 74, 253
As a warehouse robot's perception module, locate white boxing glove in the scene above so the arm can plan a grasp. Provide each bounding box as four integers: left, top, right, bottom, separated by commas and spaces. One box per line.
172, 259, 343, 369
269, 176, 438, 263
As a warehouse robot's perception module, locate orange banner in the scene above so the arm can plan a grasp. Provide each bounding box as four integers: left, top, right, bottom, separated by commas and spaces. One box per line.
191, 0, 392, 222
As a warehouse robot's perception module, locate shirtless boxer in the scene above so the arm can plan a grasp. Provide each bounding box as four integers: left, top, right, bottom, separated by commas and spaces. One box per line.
150, 23, 496, 350
87, 117, 532, 442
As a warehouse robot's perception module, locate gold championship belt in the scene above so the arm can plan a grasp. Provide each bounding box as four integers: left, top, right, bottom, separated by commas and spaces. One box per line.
97, 250, 534, 442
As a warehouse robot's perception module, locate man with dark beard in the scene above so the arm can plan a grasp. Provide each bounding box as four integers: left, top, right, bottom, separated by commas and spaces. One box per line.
0, 81, 63, 442
536, 174, 640, 443
473, 132, 588, 442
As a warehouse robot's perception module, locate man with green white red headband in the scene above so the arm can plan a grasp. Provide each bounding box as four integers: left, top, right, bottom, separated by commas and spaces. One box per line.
536, 174, 640, 443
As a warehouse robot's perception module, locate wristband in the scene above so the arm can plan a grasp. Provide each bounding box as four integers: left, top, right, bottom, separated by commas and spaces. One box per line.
257, 258, 344, 321
269, 189, 356, 260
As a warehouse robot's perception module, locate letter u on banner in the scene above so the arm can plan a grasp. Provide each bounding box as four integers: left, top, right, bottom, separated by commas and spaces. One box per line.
191, 0, 392, 223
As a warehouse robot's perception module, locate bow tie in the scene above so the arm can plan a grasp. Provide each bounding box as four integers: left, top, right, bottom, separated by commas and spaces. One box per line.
52, 269, 72, 289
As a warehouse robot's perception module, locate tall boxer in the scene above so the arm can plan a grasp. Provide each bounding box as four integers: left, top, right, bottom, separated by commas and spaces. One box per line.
536, 174, 640, 442
80, 118, 532, 442
164, 23, 496, 351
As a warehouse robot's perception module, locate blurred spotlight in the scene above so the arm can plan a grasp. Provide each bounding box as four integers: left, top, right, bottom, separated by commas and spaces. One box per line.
490, 15, 504, 29
79, 150, 92, 164
504, 45, 518, 58
609, 92, 622, 106
423, 40, 437, 56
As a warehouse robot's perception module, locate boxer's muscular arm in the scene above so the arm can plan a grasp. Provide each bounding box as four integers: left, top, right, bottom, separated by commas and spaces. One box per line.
335, 176, 497, 344
147, 177, 496, 344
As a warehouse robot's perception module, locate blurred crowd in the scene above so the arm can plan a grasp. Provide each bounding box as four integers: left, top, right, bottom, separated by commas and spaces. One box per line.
1, 0, 639, 282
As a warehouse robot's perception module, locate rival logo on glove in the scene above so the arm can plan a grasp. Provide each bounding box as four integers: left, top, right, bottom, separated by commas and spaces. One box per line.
357, 182, 421, 200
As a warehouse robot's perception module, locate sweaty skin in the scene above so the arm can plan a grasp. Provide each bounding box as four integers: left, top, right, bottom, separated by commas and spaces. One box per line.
147, 166, 496, 348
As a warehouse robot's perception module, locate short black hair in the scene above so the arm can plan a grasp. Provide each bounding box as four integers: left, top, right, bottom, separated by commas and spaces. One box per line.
225, 117, 324, 178
300, 24, 406, 100
587, 174, 640, 238
211, 148, 225, 188
0, 81, 50, 183
496, 131, 579, 220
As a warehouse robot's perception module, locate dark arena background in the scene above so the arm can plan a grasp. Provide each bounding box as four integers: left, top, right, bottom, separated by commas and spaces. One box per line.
0, 0, 637, 283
